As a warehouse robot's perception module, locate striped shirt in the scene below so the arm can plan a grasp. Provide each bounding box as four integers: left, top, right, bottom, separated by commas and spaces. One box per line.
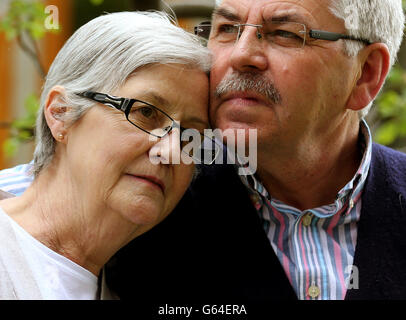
0, 162, 34, 196
239, 120, 372, 300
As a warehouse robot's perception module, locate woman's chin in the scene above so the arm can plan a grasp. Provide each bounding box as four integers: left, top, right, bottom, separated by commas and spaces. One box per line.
122, 197, 165, 226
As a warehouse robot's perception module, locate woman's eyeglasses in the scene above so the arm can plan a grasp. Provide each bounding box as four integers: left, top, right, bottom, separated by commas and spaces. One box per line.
77, 91, 222, 165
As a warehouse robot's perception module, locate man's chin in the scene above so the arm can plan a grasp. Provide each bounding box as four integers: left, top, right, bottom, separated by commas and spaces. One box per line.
214, 121, 256, 132
211, 108, 261, 132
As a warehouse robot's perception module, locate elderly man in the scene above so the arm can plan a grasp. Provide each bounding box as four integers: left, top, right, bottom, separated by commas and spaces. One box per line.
1, 0, 405, 301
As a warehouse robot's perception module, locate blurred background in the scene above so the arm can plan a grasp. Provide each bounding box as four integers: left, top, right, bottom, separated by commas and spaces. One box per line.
0, 0, 405, 169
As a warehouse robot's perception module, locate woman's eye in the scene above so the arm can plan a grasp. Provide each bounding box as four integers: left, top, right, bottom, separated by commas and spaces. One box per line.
138, 106, 155, 118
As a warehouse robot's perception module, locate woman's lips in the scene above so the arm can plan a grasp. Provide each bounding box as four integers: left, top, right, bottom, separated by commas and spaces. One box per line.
127, 174, 165, 193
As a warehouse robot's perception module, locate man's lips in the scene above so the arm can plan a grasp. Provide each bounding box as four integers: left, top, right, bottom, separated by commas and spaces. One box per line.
219, 92, 269, 107
127, 174, 166, 193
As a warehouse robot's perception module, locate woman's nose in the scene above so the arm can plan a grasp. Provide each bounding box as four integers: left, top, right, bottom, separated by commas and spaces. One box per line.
148, 127, 181, 165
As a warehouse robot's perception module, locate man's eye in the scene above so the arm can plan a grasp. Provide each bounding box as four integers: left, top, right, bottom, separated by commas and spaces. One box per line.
218, 24, 238, 34
271, 30, 302, 39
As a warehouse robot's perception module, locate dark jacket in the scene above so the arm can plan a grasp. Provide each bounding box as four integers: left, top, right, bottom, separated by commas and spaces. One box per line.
106, 143, 406, 301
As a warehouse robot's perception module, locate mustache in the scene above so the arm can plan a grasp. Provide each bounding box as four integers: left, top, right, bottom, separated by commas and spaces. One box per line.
214, 72, 282, 105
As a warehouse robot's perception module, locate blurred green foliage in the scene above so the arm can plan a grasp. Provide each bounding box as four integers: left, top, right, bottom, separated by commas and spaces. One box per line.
3, 94, 38, 157
89, 0, 104, 5
0, 0, 48, 40
0, 0, 103, 158
373, 66, 406, 146
370, 0, 406, 149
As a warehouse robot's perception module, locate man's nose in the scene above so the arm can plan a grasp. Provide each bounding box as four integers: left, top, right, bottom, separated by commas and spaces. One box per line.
230, 26, 268, 73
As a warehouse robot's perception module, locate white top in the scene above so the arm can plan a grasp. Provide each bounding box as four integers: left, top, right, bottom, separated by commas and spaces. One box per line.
0, 206, 98, 300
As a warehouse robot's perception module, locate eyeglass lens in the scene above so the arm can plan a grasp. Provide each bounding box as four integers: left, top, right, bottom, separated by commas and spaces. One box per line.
127, 103, 220, 164
196, 21, 307, 48
127, 102, 173, 138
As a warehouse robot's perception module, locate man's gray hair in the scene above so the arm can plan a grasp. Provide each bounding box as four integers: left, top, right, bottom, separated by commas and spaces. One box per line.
33, 11, 211, 176
329, 0, 405, 118
214, 0, 405, 118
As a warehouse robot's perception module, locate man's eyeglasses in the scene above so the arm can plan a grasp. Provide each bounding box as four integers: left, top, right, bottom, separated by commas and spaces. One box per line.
194, 21, 371, 48
77, 91, 221, 164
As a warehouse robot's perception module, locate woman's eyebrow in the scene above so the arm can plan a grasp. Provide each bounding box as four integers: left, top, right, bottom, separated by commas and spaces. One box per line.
137, 92, 209, 128
212, 7, 241, 22
138, 91, 171, 108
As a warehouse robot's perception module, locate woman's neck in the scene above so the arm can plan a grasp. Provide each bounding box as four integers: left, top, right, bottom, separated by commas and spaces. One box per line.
0, 166, 139, 276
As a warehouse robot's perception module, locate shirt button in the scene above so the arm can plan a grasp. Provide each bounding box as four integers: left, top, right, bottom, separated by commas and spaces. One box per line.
308, 284, 320, 299
250, 193, 260, 204
302, 212, 313, 226
349, 199, 355, 209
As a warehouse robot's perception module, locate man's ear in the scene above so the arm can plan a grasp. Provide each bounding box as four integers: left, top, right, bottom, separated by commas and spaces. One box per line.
44, 85, 70, 143
346, 43, 390, 111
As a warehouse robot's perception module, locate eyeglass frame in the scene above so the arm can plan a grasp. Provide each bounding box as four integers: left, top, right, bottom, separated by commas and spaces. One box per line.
194, 21, 372, 46
76, 91, 221, 164
77, 91, 174, 138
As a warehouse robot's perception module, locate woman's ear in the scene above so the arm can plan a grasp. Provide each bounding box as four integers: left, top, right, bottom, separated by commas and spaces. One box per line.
44, 86, 70, 143
346, 43, 390, 111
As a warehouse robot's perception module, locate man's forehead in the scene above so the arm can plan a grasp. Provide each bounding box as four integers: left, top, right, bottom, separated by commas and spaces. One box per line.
213, 0, 335, 27
214, 0, 331, 19
217, 0, 330, 7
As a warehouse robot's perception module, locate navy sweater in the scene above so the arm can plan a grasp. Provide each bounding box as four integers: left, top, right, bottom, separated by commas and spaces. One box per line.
107, 143, 406, 301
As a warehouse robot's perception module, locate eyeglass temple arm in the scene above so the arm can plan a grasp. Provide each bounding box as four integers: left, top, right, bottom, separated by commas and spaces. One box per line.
309, 30, 371, 45
77, 91, 131, 111
194, 21, 211, 35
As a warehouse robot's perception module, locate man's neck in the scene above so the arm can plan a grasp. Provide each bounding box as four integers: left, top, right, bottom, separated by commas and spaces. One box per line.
256, 119, 362, 211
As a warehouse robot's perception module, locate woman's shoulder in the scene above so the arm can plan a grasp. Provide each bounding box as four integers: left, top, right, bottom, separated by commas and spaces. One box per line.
0, 206, 42, 299
0, 189, 15, 200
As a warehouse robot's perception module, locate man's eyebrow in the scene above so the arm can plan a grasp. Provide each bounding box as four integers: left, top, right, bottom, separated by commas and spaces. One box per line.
266, 14, 309, 25
212, 7, 241, 22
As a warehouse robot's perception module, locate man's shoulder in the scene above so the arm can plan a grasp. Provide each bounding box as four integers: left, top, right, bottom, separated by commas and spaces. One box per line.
372, 143, 406, 177
373, 143, 406, 162
368, 143, 406, 198
171, 163, 253, 221
191, 164, 245, 194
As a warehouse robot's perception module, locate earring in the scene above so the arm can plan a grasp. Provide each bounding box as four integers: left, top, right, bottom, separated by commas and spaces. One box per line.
57, 133, 64, 141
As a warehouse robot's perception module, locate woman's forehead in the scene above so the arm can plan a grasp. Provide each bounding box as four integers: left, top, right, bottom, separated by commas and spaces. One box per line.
118, 65, 209, 127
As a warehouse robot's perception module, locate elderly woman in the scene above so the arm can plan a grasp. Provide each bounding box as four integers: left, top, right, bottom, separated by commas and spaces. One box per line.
0, 11, 211, 299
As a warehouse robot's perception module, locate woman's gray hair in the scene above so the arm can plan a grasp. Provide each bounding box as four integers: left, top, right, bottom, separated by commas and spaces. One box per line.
214, 0, 405, 118
33, 11, 211, 176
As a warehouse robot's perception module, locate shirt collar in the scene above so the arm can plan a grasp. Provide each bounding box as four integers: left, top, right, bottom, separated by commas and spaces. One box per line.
239, 119, 372, 218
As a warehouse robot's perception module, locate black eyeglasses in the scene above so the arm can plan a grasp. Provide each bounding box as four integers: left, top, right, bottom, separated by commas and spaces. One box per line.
194, 21, 371, 47
77, 91, 222, 164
